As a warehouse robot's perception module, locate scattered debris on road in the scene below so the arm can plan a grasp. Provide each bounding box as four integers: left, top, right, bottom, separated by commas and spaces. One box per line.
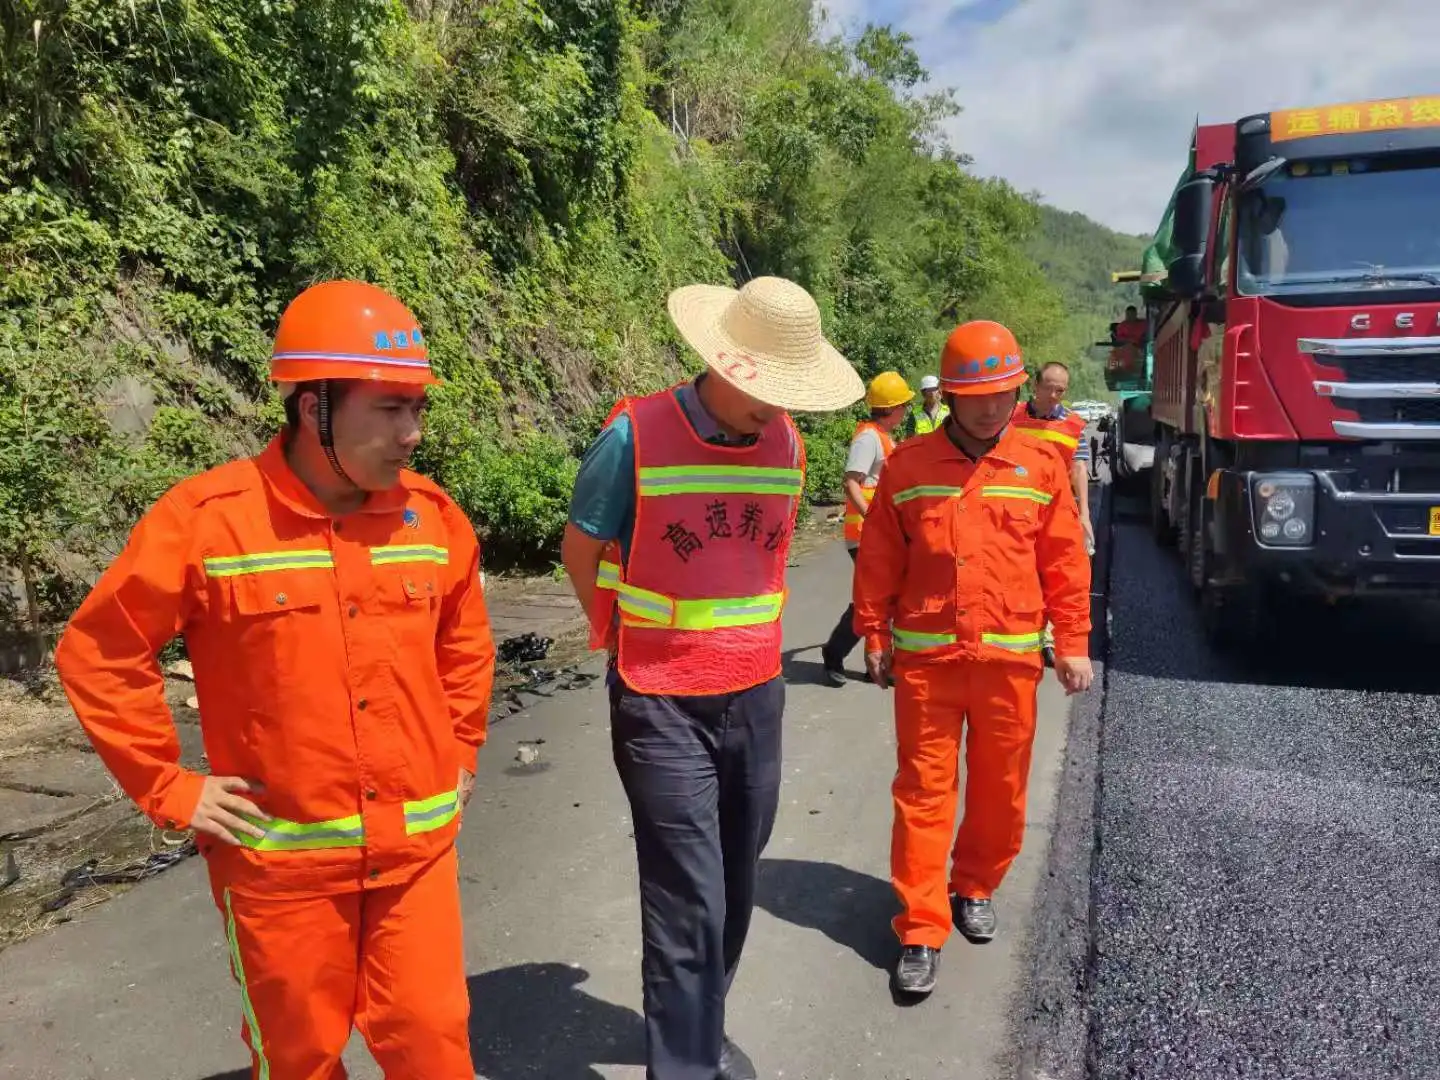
41, 842, 197, 915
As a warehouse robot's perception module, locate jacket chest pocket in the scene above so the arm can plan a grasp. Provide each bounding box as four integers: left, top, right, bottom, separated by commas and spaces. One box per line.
909, 503, 957, 556
219, 571, 332, 696
374, 563, 442, 646
997, 500, 1040, 534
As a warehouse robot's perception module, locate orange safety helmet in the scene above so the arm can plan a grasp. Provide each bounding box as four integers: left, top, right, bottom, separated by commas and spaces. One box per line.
939, 320, 1027, 395
270, 280, 441, 388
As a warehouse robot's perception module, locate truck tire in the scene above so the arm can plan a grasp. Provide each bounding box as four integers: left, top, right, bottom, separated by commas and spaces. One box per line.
1151, 434, 1177, 546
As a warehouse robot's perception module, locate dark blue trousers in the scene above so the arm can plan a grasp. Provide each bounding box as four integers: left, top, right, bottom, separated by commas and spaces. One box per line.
608, 672, 784, 1080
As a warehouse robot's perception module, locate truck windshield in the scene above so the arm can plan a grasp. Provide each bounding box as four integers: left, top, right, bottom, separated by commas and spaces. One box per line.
1236, 154, 1440, 295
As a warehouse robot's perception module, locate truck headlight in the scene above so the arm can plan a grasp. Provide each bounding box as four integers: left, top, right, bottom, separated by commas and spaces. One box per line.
1251, 472, 1315, 548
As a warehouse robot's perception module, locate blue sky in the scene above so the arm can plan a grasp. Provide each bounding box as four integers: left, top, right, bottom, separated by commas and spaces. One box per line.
819, 0, 1440, 235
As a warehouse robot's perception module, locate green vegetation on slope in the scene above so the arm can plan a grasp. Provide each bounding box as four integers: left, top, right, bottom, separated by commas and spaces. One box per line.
1025, 204, 1150, 396
1, 0, 1142, 635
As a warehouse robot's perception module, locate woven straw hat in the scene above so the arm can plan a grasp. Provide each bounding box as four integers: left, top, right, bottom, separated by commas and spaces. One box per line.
667, 276, 864, 412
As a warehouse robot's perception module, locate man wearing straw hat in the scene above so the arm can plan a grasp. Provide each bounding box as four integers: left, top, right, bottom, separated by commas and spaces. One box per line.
561, 276, 863, 1080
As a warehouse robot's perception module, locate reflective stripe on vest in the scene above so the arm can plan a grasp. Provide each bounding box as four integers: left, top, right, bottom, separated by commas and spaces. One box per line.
234, 788, 461, 851
1023, 427, 1079, 450
1011, 407, 1087, 464
843, 486, 877, 527
638, 465, 803, 497
598, 561, 785, 630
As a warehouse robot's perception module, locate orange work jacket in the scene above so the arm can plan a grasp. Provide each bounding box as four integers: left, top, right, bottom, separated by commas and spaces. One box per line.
1009, 401, 1088, 470
842, 421, 895, 544
590, 387, 805, 696
54, 437, 496, 896
852, 424, 1092, 666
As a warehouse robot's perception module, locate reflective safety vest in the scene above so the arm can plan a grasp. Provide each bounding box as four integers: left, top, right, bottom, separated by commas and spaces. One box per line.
1009, 402, 1087, 468
912, 405, 949, 436
842, 421, 895, 544
592, 387, 805, 696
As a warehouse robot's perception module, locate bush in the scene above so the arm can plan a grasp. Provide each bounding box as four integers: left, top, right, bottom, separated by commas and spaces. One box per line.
440, 431, 580, 566
796, 412, 858, 505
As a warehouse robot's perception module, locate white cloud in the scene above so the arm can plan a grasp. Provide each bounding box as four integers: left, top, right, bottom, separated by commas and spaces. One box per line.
821, 0, 1440, 235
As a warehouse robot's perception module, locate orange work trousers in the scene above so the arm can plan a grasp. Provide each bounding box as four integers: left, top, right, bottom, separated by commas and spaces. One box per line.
890, 659, 1041, 948
207, 845, 472, 1080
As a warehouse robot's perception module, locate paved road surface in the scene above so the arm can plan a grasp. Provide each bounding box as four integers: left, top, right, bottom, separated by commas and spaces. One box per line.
1083, 507, 1440, 1078
0, 541, 1086, 1080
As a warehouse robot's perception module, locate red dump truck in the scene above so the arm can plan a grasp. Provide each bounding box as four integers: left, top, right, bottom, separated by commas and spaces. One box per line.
1135, 94, 1440, 646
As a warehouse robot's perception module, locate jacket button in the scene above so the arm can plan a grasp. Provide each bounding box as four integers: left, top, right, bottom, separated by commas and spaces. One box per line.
369, 869, 380, 880
348, 605, 359, 618
275, 592, 287, 605
357, 698, 368, 711
959, 608, 968, 616
365, 789, 377, 801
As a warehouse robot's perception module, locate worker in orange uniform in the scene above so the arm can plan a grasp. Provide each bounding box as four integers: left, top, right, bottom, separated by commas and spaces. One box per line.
54, 280, 496, 1080
853, 319, 1093, 998
1010, 360, 1094, 665
821, 370, 913, 687
561, 276, 862, 1080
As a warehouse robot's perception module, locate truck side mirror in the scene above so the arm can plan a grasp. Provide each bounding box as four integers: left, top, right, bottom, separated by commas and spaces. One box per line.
1168, 170, 1217, 298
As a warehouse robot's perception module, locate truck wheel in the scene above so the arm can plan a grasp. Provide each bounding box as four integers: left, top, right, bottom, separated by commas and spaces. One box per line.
1150, 437, 1176, 546
1187, 490, 1209, 593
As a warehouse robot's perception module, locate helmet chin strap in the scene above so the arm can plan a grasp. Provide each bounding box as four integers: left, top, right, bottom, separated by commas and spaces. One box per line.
315, 380, 358, 489
942, 395, 1006, 452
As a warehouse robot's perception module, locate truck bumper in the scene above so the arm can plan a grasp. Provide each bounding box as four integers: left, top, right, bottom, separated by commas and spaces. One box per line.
1212, 467, 1440, 598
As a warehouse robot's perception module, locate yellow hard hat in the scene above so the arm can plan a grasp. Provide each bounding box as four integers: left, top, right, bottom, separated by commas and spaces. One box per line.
865, 370, 915, 410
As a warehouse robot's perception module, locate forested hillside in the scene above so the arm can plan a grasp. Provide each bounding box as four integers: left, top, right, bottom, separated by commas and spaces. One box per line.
0, 0, 1142, 634
1027, 205, 1150, 386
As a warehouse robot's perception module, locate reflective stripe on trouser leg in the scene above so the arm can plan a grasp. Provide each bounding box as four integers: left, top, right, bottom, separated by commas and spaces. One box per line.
948, 662, 1042, 899
890, 663, 967, 949
355, 845, 472, 1078
223, 890, 271, 1080
209, 875, 360, 1080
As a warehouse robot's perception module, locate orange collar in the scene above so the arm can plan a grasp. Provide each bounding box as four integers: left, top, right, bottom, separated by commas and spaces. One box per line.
257, 436, 410, 520
929, 421, 1026, 468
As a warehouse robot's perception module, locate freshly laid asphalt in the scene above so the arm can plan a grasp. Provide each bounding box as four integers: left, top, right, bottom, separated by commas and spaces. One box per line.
0, 540, 1085, 1080
1080, 503, 1440, 1079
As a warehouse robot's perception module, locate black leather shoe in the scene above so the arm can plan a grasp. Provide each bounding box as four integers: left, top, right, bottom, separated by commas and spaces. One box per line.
719, 1036, 757, 1080
820, 648, 848, 687
893, 944, 939, 995
953, 896, 997, 943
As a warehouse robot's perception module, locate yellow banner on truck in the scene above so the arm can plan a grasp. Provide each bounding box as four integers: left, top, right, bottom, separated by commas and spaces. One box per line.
1272, 95, 1440, 142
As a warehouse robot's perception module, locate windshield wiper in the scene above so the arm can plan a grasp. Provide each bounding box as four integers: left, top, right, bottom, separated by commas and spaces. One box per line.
1288, 269, 1440, 287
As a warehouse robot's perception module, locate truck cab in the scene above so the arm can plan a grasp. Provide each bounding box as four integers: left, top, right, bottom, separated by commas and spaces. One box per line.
1145, 97, 1440, 645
